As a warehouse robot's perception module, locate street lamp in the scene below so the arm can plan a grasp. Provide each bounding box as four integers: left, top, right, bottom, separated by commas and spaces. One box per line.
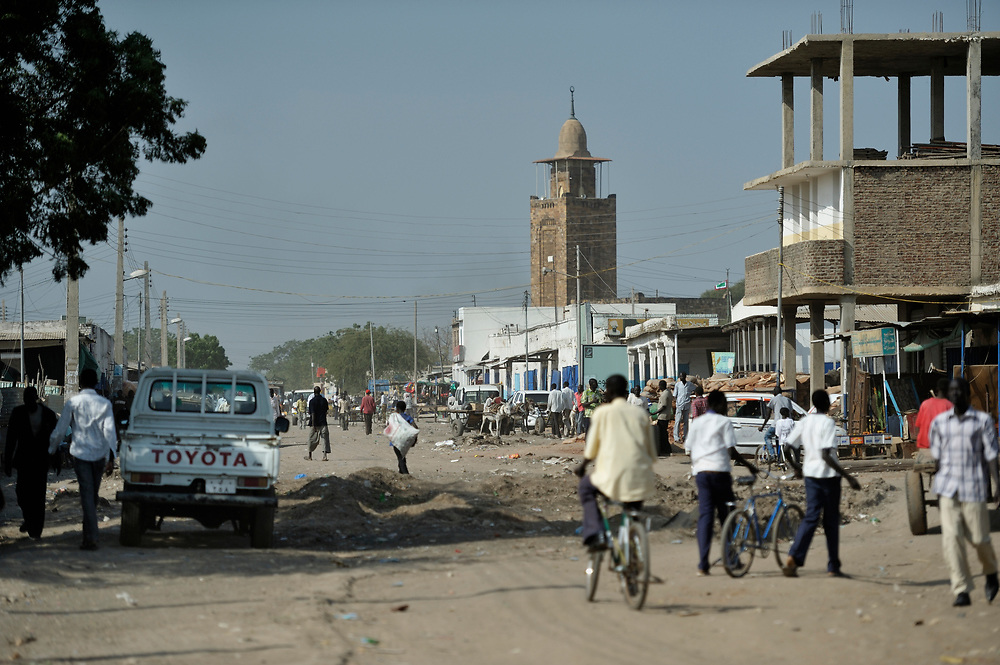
542, 267, 558, 323
125, 268, 150, 373
182, 334, 192, 369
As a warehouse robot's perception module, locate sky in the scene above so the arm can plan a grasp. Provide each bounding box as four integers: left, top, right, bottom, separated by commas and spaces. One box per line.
3, 0, 998, 370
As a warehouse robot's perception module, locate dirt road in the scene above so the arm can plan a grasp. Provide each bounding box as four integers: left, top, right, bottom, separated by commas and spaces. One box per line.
2, 418, 999, 664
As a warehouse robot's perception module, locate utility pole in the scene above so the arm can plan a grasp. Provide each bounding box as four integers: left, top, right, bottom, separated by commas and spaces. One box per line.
143, 261, 151, 372
776, 186, 785, 388
113, 217, 125, 390
65, 278, 79, 396
413, 301, 418, 399
524, 290, 530, 390
19, 267, 25, 382
726, 268, 733, 323
369, 321, 376, 392
576, 245, 583, 387
160, 291, 168, 366
175, 318, 182, 369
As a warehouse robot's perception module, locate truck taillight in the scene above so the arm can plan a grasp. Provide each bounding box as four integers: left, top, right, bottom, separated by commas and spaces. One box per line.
130, 473, 161, 484
237, 477, 268, 488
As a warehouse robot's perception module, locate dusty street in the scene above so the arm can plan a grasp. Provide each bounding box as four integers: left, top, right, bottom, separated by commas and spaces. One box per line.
2, 418, 999, 665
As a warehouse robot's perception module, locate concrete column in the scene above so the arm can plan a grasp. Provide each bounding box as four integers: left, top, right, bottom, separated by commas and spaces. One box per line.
840, 295, 856, 421
638, 347, 648, 386
967, 39, 982, 159
931, 57, 945, 142
782, 305, 797, 387
897, 75, 911, 158
809, 303, 825, 395
782, 74, 795, 168
971, 165, 983, 285
65, 279, 79, 396
810, 59, 823, 161
839, 38, 854, 161
842, 167, 855, 285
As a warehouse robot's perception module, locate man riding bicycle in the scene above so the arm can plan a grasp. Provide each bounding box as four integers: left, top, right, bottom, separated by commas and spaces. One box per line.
574, 374, 657, 551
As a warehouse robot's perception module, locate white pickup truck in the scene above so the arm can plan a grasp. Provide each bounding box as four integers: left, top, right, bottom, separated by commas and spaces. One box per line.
116, 368, 289, 548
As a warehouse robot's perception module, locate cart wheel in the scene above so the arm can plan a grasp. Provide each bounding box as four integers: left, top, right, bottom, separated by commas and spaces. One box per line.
905, 470, 927, 536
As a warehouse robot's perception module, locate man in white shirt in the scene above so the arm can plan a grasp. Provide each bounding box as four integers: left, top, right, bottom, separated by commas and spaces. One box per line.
687, 390, 758, 575
673, 373, 695, 445
48, 368, 118, 551
561, 382, 576, 437
783, 389, 861, 578
547, 383, 564, 438
574, 374, 657, 550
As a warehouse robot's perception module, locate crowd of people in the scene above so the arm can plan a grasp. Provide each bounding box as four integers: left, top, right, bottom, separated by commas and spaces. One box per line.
574, 373, 998, 607
3, 371, 997, 608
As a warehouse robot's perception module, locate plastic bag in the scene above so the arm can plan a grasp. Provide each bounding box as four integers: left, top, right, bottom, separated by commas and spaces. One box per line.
384, 413, 418, 452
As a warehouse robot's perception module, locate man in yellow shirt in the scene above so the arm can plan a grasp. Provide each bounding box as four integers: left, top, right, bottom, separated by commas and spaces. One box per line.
575, 374, 658, 550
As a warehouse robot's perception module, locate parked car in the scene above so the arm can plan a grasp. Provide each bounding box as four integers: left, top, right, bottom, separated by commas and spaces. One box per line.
723, 391, 848, 456
507, 389, 552, 433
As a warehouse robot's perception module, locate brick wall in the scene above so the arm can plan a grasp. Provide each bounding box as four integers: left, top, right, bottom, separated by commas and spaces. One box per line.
981, 165, 1000, 283
744, 240, 845, 305
853, 166, 971, 287
530, 195, 616, 307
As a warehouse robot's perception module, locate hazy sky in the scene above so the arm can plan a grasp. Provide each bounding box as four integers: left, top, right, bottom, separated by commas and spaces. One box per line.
4, 0, 997, 368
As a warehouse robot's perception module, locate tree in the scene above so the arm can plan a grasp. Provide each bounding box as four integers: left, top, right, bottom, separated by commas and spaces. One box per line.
0, 0, 206, 284
700, 278, 745, 303
250, 323, 434, 393
123, 328, 230, 369
184, 333, 231, 370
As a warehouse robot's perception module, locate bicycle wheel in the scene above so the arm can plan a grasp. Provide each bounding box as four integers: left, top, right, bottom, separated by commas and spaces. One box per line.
770, 503, 804, 569
754, 444, 772, 471
721, 509, 755, 578
585, 548, 603, 602
619, 521, 650, 610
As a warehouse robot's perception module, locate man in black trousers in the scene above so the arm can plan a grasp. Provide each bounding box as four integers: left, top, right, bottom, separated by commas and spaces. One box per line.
4, 387, 58, 539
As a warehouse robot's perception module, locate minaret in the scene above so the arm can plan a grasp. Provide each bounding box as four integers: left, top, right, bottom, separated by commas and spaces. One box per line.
530, 88, 616, 310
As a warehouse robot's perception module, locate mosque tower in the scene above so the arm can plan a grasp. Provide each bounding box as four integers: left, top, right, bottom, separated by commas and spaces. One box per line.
530, 88, 616, 311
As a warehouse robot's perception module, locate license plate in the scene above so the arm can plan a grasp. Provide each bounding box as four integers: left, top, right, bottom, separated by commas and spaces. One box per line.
205, 478, 236, 494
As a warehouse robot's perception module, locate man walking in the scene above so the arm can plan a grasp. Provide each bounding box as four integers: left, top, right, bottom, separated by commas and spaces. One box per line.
296, 394, 308, 429
561, 382, 576, 437
653, 380, 673, 457
307, 386, 330, 462
338, 393, 350, 431
913, 378, 953, 467
687, 389, 757, 575
4, 387, 58, 539
673, 372, 695, 447
928, 378, 999, 607
547, 383, 564, 438
783, 389, 861, 578
48, 368, 117, 550
361, 389, 376, 436
580, 378, 603, 435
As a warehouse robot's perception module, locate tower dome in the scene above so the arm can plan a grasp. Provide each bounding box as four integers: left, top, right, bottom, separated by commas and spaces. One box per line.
555, 118, 591, 159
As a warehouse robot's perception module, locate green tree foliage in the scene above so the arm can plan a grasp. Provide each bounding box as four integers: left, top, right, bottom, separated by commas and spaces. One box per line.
124, 328, 230, 369
184, 333, 232, 370
699, 278, 745, 302
250, 323, 433, 393
0, 0, 206, 284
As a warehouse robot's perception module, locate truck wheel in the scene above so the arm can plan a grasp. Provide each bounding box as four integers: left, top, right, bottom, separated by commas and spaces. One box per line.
533, 417, 545, 436
120, 501, 144, 547
905, 471, 927, 536
452, 419, 465, 437
250, 506, 275, 549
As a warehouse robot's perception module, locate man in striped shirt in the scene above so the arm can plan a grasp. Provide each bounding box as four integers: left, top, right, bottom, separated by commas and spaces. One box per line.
929, 378, 1000, 607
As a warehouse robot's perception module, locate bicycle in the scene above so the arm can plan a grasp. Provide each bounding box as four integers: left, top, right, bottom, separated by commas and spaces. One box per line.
585, 496, 651, 610
720, 472, 803, 577
754, 429, 787, 473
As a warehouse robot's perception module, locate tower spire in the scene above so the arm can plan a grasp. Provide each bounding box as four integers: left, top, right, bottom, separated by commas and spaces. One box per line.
569, 86, 575, 118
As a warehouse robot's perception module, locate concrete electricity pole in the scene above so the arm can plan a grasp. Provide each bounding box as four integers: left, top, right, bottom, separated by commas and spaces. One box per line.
65, 278, 79, 396
113, 217, 125, 389
143, 261, 151, 372
160, 291, 168, 366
